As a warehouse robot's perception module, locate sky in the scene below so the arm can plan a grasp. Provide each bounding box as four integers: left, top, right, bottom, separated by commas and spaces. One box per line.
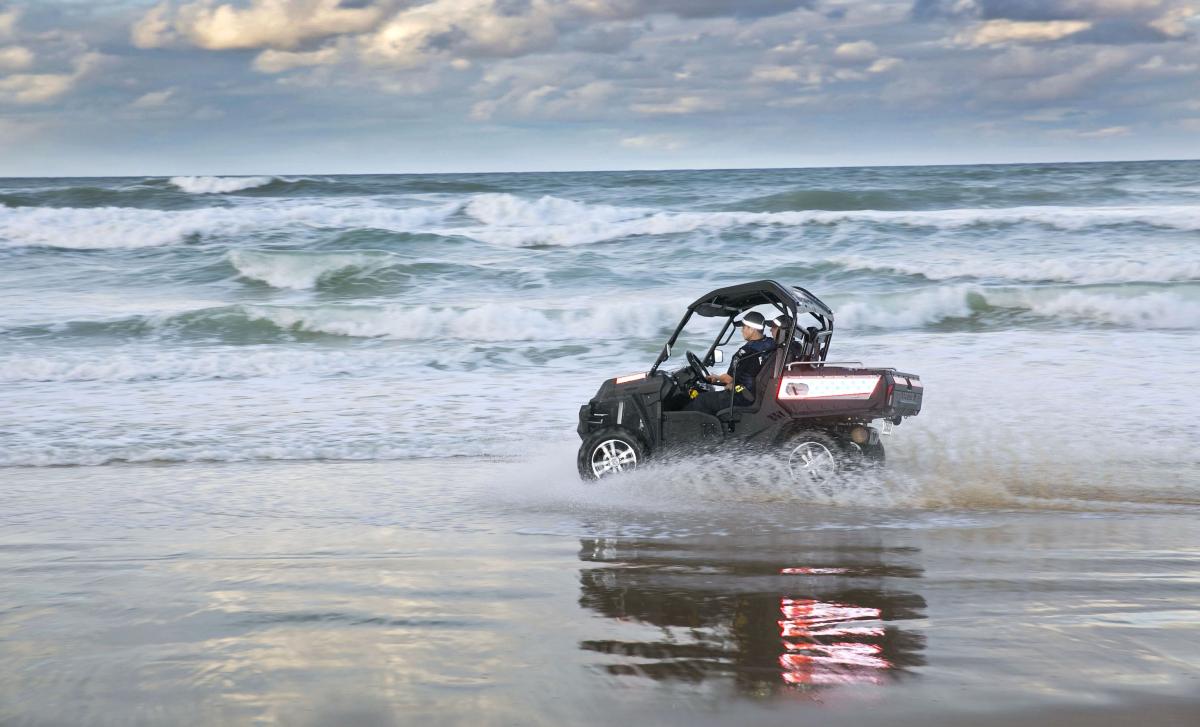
0, 0, 1197, 176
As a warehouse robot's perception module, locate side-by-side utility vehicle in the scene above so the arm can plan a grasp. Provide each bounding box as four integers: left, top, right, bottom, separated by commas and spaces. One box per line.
576, 281, 923, 484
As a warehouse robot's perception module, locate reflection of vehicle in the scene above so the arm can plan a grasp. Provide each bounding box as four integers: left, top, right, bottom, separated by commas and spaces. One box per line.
576, 281, 923, 482
577, 536, 927, 693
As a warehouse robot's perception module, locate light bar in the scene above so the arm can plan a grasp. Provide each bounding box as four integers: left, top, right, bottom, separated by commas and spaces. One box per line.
778, 375, 881, 400
615, 372, 647, 384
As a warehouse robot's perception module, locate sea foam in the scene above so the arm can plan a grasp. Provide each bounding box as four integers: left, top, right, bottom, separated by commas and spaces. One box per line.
0, 348, 392, 383
169, 176, 275, 194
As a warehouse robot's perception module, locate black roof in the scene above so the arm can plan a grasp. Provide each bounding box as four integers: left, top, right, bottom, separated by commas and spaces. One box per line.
688, 279, 834, 320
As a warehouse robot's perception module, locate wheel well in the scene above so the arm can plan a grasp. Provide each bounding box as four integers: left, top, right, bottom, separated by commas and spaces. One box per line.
592, 425, 652, 453
775, 422, 839, 445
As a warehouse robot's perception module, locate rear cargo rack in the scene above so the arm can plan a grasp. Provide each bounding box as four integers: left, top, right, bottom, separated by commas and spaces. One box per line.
786, 361, 866, 369
785, 361, 903, 373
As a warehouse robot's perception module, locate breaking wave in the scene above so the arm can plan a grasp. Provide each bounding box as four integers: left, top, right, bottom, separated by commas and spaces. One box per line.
728, 183, 1135, 212
7, 286, 1198, 349
833, 285, 1200, 330
6, 191, 1200, 251
228, 249, 394, 290
0, 299, 680, 343
169, 175, 275, 194
238, 300, 681, 341
0, 201, 463, 249
827, 254, 1200, 285
455, 194, 1200, 247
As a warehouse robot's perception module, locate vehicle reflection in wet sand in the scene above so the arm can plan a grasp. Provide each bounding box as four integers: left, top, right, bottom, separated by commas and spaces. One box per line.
577, 537, 926, 696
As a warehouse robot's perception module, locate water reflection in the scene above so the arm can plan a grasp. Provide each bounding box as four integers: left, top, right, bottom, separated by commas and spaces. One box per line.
577, 536, 926, 695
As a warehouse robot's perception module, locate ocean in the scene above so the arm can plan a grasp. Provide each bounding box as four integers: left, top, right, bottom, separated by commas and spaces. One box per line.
2, 161, 1198, 724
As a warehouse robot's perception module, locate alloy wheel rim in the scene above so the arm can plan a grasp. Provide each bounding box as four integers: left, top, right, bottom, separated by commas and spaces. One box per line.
788, 441, 837, 484
591, 439, 637, 478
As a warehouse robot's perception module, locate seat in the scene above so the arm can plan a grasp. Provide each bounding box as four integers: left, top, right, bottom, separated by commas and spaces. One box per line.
715, 349, 778, 422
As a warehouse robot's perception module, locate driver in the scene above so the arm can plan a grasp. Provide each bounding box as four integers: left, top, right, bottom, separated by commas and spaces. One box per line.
685, 311, 775, 415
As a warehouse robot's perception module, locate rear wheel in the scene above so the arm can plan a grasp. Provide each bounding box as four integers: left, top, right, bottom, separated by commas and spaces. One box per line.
781, 431, 845, 492
578, 429, 645, 481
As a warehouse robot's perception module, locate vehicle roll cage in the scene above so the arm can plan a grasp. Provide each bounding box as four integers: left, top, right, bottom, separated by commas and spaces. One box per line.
649, 280, 835, 378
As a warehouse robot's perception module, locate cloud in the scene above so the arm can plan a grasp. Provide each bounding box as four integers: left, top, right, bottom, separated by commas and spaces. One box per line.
130, 2, 173, 49
358, 0, 566, 68
868, 57, 902, 73
0, 51, 102, 104
131, 0, 818, 73
922, 0, 1196, 46
1052, 124, 1133, 137
1, 8, 107, 105
1149, 5, 1198, 37
749, 64, 810, 83
619, 133, 685, 150
132, 0, 386, 50
1010, 46, 1135, 101
468, 68, 620, 120
1076, 124, 1131, 137
631, 95, 724, 115
253, 45, 342, 73
0, 44, 33, 71
129, 88, 176, 109
585, 1, 814, 21
957, 19, 1092, 45
3, 0, 1198, 174
1138, 54, 1199, 73
0, 70, 76, 103
1021, 106, 1092, 121
0, 8, 18, 41
916, 1, 1171, 22
834, 40, 879, 63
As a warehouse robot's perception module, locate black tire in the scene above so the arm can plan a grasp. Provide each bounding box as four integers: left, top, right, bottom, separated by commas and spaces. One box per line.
577, 429, 646, 481
779, 430, 846, 492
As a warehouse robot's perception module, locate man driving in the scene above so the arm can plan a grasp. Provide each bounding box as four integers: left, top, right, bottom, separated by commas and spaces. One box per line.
685, 311, 775, 415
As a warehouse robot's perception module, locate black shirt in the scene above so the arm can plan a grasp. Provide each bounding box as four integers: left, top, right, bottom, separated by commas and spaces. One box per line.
728, 337, 775, 394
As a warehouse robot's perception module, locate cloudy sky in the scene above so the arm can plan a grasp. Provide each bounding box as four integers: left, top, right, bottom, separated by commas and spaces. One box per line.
0, 0, 1197, 175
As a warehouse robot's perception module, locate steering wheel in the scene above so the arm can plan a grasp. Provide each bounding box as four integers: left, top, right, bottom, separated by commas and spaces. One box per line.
686, 351, 712, 386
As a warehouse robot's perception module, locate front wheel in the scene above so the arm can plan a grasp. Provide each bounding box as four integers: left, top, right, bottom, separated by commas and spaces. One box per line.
578, 429, 646, 481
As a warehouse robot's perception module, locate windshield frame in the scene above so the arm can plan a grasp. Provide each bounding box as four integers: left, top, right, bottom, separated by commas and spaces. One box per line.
649, 280, 834, 375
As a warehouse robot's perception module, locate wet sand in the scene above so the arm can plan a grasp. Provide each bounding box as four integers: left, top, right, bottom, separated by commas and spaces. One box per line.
1, 458, 1198, 726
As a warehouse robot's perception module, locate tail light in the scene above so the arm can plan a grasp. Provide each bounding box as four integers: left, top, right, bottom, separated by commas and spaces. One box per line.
778, 375, 881, 400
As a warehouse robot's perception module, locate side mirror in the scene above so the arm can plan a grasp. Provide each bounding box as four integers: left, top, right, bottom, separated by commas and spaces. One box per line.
712, 349, 724, 364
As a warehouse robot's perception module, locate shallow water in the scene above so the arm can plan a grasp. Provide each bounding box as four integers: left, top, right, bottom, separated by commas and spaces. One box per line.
2, 460, 1198, 726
